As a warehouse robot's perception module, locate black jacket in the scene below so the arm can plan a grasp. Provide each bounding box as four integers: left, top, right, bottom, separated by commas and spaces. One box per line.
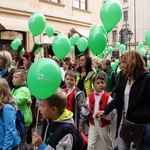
104, 71, 150, 137
3, 68, 15, 89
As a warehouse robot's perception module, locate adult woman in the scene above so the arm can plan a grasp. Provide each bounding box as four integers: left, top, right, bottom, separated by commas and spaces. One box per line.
76, 54, 96, 135
0, 50, 15, 89
0, 78, 20, 150
76, 53, 96, 97
96, 50, 150, 149
92, 58, 107, 84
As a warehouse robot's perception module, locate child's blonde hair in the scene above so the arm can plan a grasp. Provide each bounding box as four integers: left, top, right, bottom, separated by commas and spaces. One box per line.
13, 69, 27, 79
0, 78, 16, 113
0, 50, 13, 72
93, 59, 102, 70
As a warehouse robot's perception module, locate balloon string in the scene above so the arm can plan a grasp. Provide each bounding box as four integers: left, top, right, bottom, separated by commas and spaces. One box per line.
33, 101, 40, 150
96, 55, 98, 62
93, 56, 101, 85
104, 53, 109, 59
32, 35, 35, 44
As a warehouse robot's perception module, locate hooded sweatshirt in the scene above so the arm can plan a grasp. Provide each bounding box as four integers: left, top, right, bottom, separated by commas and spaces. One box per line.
38, 109, 74, 150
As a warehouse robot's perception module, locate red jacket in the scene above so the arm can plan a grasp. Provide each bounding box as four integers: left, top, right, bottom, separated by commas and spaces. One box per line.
89, 92, 112, 127
64, 88, 76, 112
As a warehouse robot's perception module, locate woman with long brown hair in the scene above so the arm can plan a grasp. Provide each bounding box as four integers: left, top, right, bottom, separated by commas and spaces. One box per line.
96, 50, 150, 149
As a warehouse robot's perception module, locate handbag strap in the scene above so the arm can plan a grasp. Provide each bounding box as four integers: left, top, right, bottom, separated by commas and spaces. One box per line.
5, 68, 15, 80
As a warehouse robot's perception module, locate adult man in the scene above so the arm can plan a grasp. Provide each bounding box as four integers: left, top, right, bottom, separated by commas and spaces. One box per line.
64, 57, 79, 71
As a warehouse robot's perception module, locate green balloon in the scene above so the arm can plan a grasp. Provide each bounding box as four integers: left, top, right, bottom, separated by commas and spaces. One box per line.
98, 53, 104, 59
103, 47, 107, 54
138, 47, 146, 56
90, 25, 108, 38
77, 37, 88, 52
28, 12, 46, 36
100, 0, 122, 32
145, 30, 150, 48
138, 41, 143, 49
107, 46, 113, 54
111, 62, 117, 70
130, 48, 134, 50
119, 44, 126, 52
19, 48, 25, 56
115, 59, 119, 65
46, 25, 55, 37
35, 49, 41, 54
147, 62, 150, 69
115, 42, 120, 48
34, 42, 42, 54
70, 33, 79, 45
11, 38, 22, 50
69, 37, 74, 46
88, 25, 107, 55
70, 46, 74, 52
92, 52, 96, 56
90, 24, 101, 34
27, 58, 61, 99
52, 33, 71, 60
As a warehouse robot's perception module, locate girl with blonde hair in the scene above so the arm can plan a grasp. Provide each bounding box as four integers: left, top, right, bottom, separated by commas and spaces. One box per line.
0, 78, 20, 150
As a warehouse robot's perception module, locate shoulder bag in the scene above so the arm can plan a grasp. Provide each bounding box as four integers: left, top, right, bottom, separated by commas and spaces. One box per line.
120, 118, 145, 143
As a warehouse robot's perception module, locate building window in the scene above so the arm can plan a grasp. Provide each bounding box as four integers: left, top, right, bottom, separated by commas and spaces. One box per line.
0, 30, 25, 56
123, 10, 128, 21
41, 0, 60, 3
74, 0, 87, 10
124, 0, 127, 2
112, 30, 117, 43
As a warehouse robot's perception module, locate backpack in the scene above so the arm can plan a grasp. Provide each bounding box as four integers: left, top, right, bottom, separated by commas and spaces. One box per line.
45, 122, 88, 150
61, 125, 88, 150
2, 104, 25, 136
16, 107, 25, 135
72, 129, 88, 150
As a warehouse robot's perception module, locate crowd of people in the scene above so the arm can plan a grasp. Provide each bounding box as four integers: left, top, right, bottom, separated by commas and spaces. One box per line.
0, 50, 150, 150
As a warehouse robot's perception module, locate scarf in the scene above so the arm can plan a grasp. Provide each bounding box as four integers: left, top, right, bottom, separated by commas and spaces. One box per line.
0, 69, 7, 77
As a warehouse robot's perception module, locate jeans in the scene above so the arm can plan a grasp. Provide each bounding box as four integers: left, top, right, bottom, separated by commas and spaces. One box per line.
136, 143, 150, 150
19, 126, 29, 150
118, 125, 150, 150
0, 146, 18, 150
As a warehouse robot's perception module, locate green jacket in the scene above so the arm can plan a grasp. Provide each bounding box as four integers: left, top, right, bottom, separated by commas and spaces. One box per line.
12, 86, 32, 126
106, 69, 118, 93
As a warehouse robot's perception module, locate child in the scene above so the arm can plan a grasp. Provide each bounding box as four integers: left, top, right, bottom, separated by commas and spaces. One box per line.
0, 78, 20, 150
63, 70, 85, 132
32, 88, 87, 150
12, 69, 32, 150
82, 74, 115, 150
